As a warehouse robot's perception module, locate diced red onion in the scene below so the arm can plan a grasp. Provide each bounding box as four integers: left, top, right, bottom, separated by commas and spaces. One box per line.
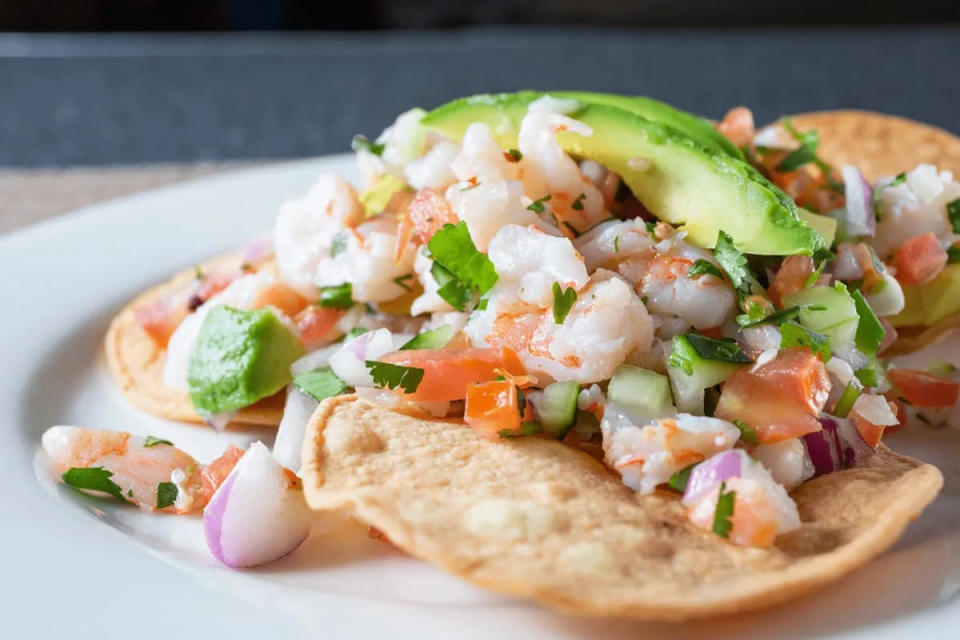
682, 449, 743, 505
241, 234, 275, 264
203, 442, 313, 568
841, 166, 876, 237
835, 415, 876, 465
832, 243, 865, 281
802, 419, 840, 476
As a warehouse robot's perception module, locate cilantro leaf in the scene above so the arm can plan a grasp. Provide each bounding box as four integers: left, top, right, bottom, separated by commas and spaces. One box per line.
552, 282, 577, 324
613, 235, 621, 253
780, 321, 831, 361
687, 259, 726, 281
319, 283, 354, 309
330, 232, 349, 258
736, 304, 802, 328
431, 261, 473, 311
777, 145, 818, 172
427, 222, 498, 295
948, 246, 960, 265
401, 324, 454, 350
293, 366, 348, 402
852, 289, 885, 357
392, 273, 414, 292
572, 192, 586, 211
475, 298, 489, 311
527, 194, 552, 213
144, 436, 173, 448
714, 230, 759, 297
366, 360, 425, 393
712, 482, 736, 538
668, 463, 698, 492
505, 148, 522, 162
733, 420, 759, 444
61, 467, 128, 502
948, 198, 960, 233
351, 135, 385, 156
499, 421, 543, 439
156, 482, 178, 509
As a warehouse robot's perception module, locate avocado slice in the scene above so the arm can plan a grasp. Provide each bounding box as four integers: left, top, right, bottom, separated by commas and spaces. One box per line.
890, 264, 960, 327
422, 94, 823, 256
422, 91, 742, 159
188, 306, 305, 414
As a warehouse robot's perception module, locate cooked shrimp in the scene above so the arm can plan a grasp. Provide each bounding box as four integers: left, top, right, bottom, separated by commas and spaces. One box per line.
42, 426, 203, 514
274, 173, 365, 298
600, 406, 740, 495
405, 140, 459, 191
574, 219, 656, 272
517, 100, 607, 233
450, 123, 519, 184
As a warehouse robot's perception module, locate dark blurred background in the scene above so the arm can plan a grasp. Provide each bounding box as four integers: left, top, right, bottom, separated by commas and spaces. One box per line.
2, 0, 959, 30
2, 1, 960, 169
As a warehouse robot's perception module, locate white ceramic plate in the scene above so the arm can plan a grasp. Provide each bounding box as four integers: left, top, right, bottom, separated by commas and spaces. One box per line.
3, 156, 959, 640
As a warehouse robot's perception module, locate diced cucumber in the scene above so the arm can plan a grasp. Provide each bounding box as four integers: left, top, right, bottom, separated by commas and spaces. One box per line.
608, 365, 675, 419
783, 283, 859, 349
529, 381, 581, 440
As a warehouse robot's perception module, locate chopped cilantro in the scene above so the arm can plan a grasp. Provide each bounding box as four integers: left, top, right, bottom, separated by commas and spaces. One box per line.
400, 324, 454, 350
527, 194, 552, 213
143, 436, 173, 448
505, 148, 522, 162
460, 180, 481, 192
613, 235, 621, 253
499, 421, 543, 439
852, 289, 885, 357
61, 467, 127, 502
293, 366, 348, 403
777, 145, 818, 173
427, 222, 498, 296
668, 463, 698, 492
948, 198, 960, 233
552, 283, 577, 324
733, 420, 759, 444
392, 273, 414, 292
833, 382, 862, 418
889, 172, 907, 188
431, 261, 474, 311
193, 264, 204, 280
351, 135, 385, 156
364, 302, 376, 315
644, 221, 657, 234
668, 334, 752, 375
714, 230, 759, 297
475, 298, 489, 311
571, 192, 586, 211
687, 259, 726, 281
342, 327, 369, 341
780, 321, 831, 361
366, 360, 425, 393
319, 283, 354, 309
562, 221, 582, 238
947, 246, 960, 264
736, 304, 802, 328
330, 232, 349, 258
156, 482, 178, 510
712, 482, 736, 538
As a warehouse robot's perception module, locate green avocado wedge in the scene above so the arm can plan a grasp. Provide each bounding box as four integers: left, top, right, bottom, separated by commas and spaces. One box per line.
422, 93, 824, 255
422, 91, 743, 160
188, 306, 305, 414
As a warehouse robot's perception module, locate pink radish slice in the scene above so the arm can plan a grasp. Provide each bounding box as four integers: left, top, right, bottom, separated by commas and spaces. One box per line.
203, 442, 312, 568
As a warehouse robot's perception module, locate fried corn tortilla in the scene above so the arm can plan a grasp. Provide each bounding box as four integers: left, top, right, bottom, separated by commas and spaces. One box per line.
104, 252, 284, 426
302, 396, 942, 620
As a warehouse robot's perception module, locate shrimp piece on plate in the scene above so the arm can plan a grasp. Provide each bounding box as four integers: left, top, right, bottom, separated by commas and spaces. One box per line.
444, 177, 540, 253
42, 426, 204, 514
450, 122, 519, 184
574, 219, 656, 272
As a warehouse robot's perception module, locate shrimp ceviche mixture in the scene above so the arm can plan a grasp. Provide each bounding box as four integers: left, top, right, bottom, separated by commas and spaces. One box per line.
43, 91, 959, 570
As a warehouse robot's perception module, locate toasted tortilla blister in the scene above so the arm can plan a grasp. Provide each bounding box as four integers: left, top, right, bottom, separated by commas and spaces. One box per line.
302, 396, 942, 620
104, 252, 284, 426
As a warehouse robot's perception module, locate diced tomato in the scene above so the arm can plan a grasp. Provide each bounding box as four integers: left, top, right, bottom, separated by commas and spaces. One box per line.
196, 445, 245, 507
715, 348, 829, 444
700, 325, 724, 340
768, 255, 813, 308
893, 233, 948, 286
716, 106, 755, 149
380, 348, 525, 402
135, 300, 189, 348
295, 306, 344, 347
886, 368, 960, 407
849, 407, 889, 448
408, 188, 458, 243
252, 283, 308, 318
464, 379, 522, 439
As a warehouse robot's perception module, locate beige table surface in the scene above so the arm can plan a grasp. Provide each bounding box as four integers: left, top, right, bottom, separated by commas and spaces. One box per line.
0, 163, 251, 235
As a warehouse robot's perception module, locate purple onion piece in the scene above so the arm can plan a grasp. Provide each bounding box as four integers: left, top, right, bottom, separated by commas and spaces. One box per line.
241, 235, 274, 263
802, 429, 837, 476
683, 449, 743, 505
841, 166, 876, 237
203, 471, 236, 565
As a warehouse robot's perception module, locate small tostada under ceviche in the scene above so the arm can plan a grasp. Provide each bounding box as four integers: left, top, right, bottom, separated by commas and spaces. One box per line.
43, 91, 959, 618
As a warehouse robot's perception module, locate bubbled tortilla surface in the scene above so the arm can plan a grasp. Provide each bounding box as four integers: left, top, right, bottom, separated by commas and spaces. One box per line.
302, 396, 942, 620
